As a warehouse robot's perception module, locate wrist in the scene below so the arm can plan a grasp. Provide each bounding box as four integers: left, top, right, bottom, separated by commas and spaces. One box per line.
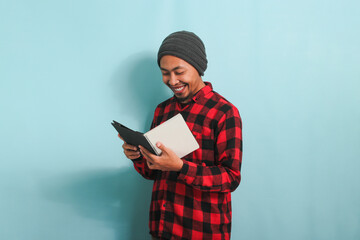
176, 159, 184, 172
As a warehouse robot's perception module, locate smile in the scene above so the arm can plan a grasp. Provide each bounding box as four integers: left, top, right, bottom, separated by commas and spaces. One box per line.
171, 85, 186, 93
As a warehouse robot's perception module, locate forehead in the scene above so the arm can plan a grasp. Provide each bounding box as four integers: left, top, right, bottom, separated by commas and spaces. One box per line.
159, 55, 190, 70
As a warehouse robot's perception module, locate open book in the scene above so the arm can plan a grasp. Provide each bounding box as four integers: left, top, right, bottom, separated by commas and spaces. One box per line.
111, 113, 199, 158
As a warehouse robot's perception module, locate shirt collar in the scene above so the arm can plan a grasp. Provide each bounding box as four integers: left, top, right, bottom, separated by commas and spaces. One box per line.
192, 81, 213, 102
173, 81, 213, 106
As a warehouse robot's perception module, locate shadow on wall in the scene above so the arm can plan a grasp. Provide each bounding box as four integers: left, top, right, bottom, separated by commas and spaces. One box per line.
41, 168, 153, 240
41, 54, 171, 239
111, 51, 171, 131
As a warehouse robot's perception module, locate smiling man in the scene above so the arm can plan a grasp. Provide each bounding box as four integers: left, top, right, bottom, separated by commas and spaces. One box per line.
120, 31, 242, 240
159, 55, 205, 104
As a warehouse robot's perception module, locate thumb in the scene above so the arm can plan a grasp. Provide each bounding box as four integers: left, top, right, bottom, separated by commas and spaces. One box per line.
156, 142, 168, 152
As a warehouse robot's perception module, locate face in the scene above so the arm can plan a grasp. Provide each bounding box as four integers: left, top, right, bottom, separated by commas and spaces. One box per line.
160, 55, 205, 104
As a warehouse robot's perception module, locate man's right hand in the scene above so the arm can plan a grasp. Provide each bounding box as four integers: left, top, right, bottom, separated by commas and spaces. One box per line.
118, 134, 141, 160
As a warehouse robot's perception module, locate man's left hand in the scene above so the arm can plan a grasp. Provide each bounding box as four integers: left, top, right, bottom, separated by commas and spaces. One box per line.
139, 142, 184, 172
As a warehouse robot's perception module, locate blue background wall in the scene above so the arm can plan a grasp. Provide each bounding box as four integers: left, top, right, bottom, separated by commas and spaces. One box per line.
1, 1, 359, 239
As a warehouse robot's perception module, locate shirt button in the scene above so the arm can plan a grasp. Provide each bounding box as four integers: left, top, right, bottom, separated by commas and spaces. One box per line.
163, 203, 166, 207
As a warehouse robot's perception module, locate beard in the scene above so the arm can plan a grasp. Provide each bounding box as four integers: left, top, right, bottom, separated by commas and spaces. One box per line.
175, 93, 192, 104
176, 96, 188, 103
172, 83, 193, 104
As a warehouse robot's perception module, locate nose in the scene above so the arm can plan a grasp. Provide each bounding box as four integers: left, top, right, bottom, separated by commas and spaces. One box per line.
168, 73, 178, 86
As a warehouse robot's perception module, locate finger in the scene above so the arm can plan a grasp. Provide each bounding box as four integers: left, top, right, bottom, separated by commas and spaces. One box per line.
139, 146, 156, 163
139, 145, 158, 157
128, 153, 141, 159
122, 143, 138, 151
144, 154, 155, 165
139, 146, 150, 160
127, 154, 141, 159
124, 149, 141, 158
155, 142, 168, 153
118, 133, 124, 141
124, 149, 140, 156
139, 147, 158, 170
139, 146, 154, 157
146, 159, 154, 169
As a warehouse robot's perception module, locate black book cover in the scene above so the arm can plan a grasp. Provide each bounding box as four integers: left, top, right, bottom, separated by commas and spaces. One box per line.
111, 121, 157, 155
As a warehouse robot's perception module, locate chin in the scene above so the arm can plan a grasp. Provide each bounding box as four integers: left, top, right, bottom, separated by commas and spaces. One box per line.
176, 96, 190, 104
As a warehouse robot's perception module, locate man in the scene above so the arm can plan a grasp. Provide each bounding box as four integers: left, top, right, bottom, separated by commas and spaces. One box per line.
120, 31, 242, 240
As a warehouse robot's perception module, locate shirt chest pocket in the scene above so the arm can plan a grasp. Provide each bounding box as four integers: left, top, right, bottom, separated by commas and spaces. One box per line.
191, 121, 212, 138
190, 124, 216, 164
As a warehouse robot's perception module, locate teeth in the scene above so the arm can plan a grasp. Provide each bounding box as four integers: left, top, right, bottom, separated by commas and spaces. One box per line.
174, 86, 184, 92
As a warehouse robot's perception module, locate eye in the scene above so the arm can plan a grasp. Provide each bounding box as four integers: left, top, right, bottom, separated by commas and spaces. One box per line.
162, 72, 170, 76
175, 71, 185, 75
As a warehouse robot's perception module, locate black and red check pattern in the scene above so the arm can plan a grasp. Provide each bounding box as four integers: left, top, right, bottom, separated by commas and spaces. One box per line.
132, 82, 242, 240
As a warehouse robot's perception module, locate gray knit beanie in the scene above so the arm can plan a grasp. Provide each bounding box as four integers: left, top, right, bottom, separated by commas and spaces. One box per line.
157, 31, 208, 76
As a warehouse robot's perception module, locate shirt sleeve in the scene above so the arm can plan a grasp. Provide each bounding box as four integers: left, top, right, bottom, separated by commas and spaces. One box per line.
132, 156, 159, 180
177, 107, 242, 192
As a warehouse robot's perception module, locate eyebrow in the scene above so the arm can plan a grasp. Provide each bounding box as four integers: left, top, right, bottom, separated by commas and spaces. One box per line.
160, 66, 185, 72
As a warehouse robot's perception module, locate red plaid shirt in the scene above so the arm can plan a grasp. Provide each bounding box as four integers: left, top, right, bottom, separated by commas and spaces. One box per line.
132, 82, 242, 240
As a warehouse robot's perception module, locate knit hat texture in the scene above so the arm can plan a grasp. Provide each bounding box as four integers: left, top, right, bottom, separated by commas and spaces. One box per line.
157, 31, 207, 76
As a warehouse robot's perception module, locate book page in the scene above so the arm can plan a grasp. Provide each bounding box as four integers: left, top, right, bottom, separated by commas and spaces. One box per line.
144, 113, 199, 158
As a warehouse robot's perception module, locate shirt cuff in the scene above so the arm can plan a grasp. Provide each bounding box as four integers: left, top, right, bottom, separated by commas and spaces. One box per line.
131, 156, 144, 162
178, 160, 197, 185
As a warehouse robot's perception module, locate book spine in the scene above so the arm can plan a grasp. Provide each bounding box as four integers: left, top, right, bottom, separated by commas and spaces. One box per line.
144, 135, 161, 156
